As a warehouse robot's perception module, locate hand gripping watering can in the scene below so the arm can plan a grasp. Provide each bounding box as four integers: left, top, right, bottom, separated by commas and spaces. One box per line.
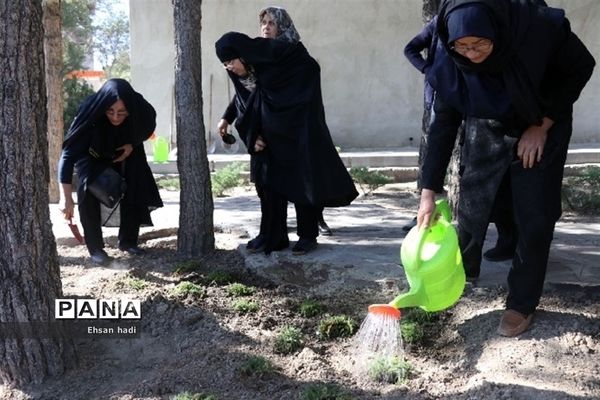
369, 199, 465, 320
152, 136, 169, 163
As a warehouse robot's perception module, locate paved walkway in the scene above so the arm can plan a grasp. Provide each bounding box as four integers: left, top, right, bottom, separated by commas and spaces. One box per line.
50, 186, 600, 293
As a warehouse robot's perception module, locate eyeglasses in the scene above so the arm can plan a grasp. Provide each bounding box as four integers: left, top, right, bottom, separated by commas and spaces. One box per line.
451, 40, 493, 55
105, 110, 128, 118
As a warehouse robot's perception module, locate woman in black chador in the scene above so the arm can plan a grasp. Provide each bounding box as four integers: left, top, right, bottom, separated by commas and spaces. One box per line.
58, 79, 163, 265
417, 0, 595, 336
215, 31, 358, 255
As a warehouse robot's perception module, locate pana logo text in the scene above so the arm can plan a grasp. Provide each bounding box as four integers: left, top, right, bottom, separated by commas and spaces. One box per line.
55, 299, 141, 320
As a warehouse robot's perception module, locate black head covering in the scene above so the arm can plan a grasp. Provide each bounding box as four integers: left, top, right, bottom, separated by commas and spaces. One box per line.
215, 31, 291, 65
63, 78, 156, 148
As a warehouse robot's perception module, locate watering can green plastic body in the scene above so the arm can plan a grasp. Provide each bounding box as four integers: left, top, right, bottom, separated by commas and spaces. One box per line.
153, 136, 169, 163
391, 199, 465, 312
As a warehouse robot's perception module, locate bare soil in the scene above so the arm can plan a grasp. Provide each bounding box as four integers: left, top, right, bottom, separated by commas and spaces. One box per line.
1, 188, 599, 400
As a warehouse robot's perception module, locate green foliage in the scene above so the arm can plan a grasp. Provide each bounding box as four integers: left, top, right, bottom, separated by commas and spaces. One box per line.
63, 77, 95, 130
349, 167, 392, 196
171, 281, 204, 298
127, 277, 147, 291
562, 166, 600, 214
93, 0, 130, 78
274, 326, 303, 354
368, 356, 411, 384
301, 384, 354, 400
400, 309, 437, 345
206, 271, 234, 285
156, 177, 181, 191
239, 356, 276, 377
227, 283, 256, 297
232, 299, 260, 313
212, 162, 246, 197
172, 260, 202, 275
170, 392, 217, 400
298, 299, 325, 318
317, 315, 358, 340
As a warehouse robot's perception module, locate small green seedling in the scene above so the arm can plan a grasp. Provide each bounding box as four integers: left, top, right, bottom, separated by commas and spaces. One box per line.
317, 315, 358, 339
400, 309, 437, 345
349, 166, 392, 196
170, 281, 204, 298
173, 260, 202, 275
274, 326, 303, 354
368, 356, 411, 384
239, 355, 276, 378
127, 277, 147, 291
232, 299, 259, 313
205, 271, 234, 285
212, 162, 246, 197
169, 392, 217, 400
301, 384, 354, 400
298, 299, 325, 318
227, 283, 256, 297
156, 177, 180, 191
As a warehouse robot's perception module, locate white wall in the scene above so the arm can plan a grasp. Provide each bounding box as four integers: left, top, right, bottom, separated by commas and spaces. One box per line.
130, 0, 600, 152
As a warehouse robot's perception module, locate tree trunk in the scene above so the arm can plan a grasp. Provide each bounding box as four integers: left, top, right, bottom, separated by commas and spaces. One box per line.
0, 0, 76, 386
43, 0, 64, 203
172, 0, 215, 257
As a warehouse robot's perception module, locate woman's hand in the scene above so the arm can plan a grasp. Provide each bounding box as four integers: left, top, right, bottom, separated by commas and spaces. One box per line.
417, 189, 436, 229
217, 119, 229, 138
517, 117, 554, 168
254, 135, 267, 152
114, 143, 133, 163
59, 184, 75, 220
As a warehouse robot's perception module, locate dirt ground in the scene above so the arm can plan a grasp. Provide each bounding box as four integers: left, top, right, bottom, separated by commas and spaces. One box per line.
1, 187, 599, 400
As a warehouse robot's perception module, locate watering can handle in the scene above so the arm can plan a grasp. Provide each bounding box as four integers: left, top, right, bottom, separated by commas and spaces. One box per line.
414, 199, 451, 269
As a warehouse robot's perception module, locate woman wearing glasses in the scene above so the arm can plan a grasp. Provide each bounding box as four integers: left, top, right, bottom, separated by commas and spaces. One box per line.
417, 0, 594, 336
58, 79, 163, 265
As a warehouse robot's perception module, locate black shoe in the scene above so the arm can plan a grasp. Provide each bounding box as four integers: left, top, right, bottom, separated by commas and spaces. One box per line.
402, 217, 417, 232
264, 238, 290, 255
119, 246, 146, 256
246, 234, 267, 254
318, 219, 332, 236
483, 246, 514, 262
90, 250, 111, 265
292, 238, 317, 255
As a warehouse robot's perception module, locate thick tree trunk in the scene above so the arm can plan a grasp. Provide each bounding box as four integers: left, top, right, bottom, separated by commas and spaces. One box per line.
0, 0, 76, 386
43, 0, 64, 204
172, 0, 215, 257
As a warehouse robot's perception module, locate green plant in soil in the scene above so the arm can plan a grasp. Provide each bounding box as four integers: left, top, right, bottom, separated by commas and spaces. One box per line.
126, 277, 147, 291
301, 384, 354, 400
400, 308, 437, 345
298, 299, 325, 318
170, 281, 204, 298
562, 166, 600, 214
232, 299, 260, 313
156, 176, 180, 191
317, 315, 358, 339
205, 270, 234, 285
170, 392, 217, 400
239, 355, 276, 378
349, 166, 392, 196
172, 260, 202, 275
368, 356, 411, 384
274, 326, 303, 354
227, 282, 256, 297
212, 161, 246, 197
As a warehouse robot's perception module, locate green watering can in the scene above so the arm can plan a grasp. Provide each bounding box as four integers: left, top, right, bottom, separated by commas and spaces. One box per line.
153, 136, 169, 163
368, 199, 465, 320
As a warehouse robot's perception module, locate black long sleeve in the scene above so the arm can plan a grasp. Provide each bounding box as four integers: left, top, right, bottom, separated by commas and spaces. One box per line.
404, 18, 436, 73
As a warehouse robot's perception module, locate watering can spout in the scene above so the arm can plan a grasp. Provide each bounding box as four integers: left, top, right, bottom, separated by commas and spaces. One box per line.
388, 286, 424, 310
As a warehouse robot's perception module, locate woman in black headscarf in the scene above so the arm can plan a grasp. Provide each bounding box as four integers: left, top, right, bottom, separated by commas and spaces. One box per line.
58, 79, 163, 265
215, 29, 358, 255
417, 0, 594, 336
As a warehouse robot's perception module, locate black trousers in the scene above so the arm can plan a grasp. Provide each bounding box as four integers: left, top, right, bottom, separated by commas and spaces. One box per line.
256, 184, 319, 250
79, 192, 141, 255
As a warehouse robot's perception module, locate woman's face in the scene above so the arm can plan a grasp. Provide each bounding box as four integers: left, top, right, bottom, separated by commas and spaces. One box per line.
452, 36, 494, 64
105, 99, 129, 126
260, 13, 278, 38
223, 58, 248, 77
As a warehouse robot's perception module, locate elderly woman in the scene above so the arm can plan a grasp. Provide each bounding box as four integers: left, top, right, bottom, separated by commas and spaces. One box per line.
215, 25, 357, 256
417, 0, 594, 336
58, 79, 163, 265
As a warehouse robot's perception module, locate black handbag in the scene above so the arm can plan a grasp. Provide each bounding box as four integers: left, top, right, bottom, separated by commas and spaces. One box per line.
87, 166, 126, 209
